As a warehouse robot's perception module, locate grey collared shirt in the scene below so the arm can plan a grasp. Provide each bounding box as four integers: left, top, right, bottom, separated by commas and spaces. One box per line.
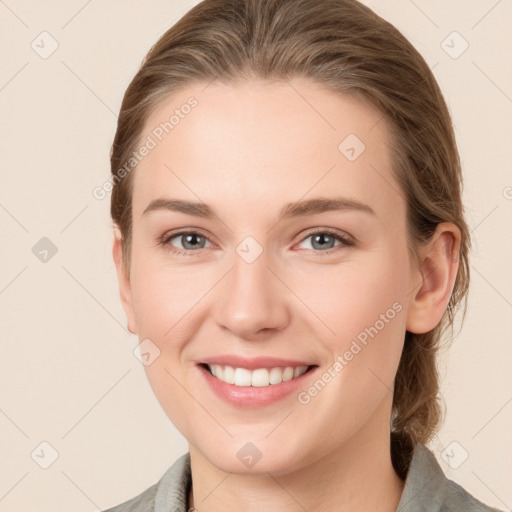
102, 443, 504, 512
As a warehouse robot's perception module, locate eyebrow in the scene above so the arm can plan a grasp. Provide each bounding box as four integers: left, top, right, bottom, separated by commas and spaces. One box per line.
142, 196, 375, 220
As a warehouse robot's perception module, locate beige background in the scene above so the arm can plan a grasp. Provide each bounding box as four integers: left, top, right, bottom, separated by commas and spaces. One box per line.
0, 0, 511, 510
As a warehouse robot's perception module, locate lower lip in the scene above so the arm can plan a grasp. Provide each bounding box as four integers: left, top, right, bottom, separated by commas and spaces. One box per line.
197, 364, 318, 408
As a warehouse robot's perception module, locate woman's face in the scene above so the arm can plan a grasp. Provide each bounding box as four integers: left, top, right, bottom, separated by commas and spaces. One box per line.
116, 78, 422, 474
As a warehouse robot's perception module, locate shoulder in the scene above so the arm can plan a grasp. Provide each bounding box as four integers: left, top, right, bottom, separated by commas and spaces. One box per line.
102, 482, 158, 512
442, 477, 505, 512
397, 442, 505, 512
101, 452, 191, 512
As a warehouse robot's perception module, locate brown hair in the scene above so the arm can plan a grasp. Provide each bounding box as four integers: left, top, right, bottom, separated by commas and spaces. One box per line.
110, 0, 471, 470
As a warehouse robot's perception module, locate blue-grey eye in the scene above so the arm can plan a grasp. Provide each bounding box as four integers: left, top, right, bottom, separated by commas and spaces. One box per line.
309, 233, 338, 250
173, 233, 207, 250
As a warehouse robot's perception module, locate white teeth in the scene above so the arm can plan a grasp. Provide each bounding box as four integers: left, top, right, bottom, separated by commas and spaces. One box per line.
269, 367, 283, 385
251, 368, 269, 387
223, 365, 235, 384
283, 367, 294, 381
293, 366, 306, 378
207, 364, 309, 386
234, 367, 252, 386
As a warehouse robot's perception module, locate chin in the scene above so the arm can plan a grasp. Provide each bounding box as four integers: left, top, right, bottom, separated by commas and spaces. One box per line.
194, 437, 312, 476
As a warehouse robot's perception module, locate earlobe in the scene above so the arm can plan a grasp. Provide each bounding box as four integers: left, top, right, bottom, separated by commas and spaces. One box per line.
112, 226, 137, 335
405, 222, 461, 334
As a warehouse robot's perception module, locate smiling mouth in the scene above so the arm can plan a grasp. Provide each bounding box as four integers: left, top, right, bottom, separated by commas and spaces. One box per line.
199, 363, 317, 387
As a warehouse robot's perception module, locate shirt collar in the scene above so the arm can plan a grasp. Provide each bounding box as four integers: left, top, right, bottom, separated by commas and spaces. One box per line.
395, 442, 448, 511
155, 451, 191, 512
154, 443, 448, 512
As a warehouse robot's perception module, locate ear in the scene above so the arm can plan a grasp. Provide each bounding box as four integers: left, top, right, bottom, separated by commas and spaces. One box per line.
112, 225, 137, 334
405, 222, 461, 334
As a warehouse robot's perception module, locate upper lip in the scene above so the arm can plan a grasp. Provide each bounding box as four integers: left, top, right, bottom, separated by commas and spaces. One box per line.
198, 355, 316, 370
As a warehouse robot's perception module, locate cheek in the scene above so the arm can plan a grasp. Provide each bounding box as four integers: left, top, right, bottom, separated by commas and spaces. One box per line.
129, 251, 211, 341
292, 259, 407, 441
345, 257, 408, 376
129, 256, 205, 437
291, 246, 408, 401
289, 245, 409, 346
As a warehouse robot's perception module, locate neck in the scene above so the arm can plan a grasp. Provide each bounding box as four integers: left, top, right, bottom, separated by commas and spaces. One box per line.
187, 407, 405, 512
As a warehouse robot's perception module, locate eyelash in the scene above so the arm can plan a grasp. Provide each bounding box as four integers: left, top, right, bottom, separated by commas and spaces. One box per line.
158, 228, 355, 257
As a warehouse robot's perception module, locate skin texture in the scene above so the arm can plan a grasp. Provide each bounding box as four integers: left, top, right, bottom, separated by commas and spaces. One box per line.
113, 78, 461, 512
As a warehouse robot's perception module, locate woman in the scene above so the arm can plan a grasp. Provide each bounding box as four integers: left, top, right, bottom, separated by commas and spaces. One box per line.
105, 0, 503, 510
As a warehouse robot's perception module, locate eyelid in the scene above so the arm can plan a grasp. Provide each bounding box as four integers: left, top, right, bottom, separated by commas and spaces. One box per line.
293, 227, 355, 252
159, 227, 355, 256
296, 227, 354, 244
159, 228, 215, 251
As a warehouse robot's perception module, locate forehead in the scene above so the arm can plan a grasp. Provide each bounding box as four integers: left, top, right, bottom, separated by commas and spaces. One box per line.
132, 78, 402, 225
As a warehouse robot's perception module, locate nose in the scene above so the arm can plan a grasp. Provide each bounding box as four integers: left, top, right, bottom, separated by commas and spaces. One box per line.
213, 248, 291, 340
